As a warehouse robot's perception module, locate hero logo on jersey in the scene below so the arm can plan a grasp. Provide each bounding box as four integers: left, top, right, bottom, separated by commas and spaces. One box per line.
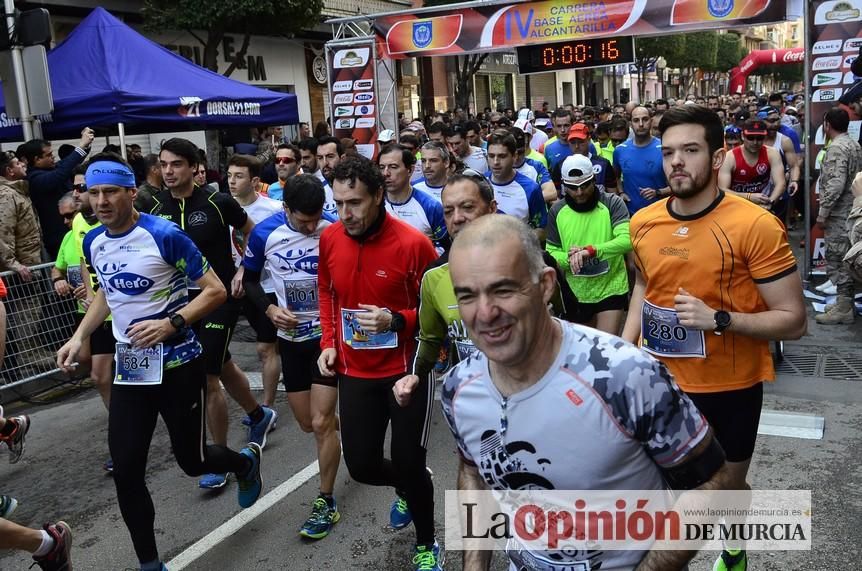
98, 263, 154, 295
272, 249, 319, 274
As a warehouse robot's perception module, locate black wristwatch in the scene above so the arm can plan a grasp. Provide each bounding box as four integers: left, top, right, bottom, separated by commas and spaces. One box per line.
713, 310, 731, 335
388, 311, 406, 333
169, 313, 187, 330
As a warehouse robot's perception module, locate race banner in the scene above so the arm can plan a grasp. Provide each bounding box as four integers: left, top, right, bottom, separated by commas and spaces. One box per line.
806, 0, 862, 272
373, 0, 801, 58
325, 38, 379, 160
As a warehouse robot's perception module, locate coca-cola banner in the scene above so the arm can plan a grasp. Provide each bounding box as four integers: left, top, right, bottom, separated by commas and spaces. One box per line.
806, 0, 862, 271
371, 0, 801, 58
729, 48, 804, 95
325, 38, 379, 160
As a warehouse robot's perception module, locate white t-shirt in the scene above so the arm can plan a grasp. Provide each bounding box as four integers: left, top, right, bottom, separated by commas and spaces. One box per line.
231, 194, 284, 293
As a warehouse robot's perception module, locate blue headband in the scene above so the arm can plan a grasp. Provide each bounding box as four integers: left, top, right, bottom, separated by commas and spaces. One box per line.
85, 160, 136, 188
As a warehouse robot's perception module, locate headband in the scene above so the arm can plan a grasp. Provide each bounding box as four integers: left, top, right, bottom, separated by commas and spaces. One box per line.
85, 160, 136, 188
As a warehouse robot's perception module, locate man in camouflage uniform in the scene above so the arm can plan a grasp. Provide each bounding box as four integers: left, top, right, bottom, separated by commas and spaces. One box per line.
816, 108, 862, 325
0, 152, 41, 279
841, 173, 862, 289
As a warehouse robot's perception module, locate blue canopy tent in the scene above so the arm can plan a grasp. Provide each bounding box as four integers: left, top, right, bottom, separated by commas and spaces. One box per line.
0, 7, 299, 141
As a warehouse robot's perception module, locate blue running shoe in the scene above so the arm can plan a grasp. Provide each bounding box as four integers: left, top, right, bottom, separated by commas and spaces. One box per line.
299, 495, 341, 539
390, 496, 412, 529
104, 457, 114, 474
247, 407, 278, 450
237, 442, 262, 508
199, 472, 230, 489
241, 414, 277, 430
0, 495, 17, 518
412, 541, 444, 571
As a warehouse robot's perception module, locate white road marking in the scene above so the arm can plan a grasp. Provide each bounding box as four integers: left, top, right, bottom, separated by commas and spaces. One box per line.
758, 410, 825, 440
166, 460, 320, 570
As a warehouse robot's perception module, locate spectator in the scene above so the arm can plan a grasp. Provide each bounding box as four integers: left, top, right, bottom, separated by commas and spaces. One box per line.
296, 121, 311, 142
313, 120, 330, 140
127, 143, 146, 185
20, 127, 94, 259
0, 152, 41, 279
136, 154, 161, 212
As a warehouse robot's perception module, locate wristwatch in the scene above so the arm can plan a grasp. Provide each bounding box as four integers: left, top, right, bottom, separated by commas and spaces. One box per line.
713, 310, 731, 335
169, 313, 187, 330
388, 312, 406, 333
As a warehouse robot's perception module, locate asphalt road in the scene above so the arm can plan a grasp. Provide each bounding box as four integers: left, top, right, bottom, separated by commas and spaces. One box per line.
1, 315, 860, 570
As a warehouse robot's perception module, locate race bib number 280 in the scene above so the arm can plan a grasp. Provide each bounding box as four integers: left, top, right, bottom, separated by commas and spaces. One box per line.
115, 343, 163, 385
640, 301, 705, 358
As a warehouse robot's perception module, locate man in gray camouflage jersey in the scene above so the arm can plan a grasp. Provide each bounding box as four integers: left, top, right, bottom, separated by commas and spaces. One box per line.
438, 214, 732, 571
815, 107, 862, 325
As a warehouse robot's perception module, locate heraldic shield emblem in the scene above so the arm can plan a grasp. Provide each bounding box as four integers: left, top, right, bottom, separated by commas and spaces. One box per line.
413, 21, 432, 49
707, 0, 734, 18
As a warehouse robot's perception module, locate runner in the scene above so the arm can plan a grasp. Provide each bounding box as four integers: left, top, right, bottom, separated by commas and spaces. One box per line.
298, 138, 325, 182
613, 106, 669, 214
379, 144, 448, 251
444, 123, 488, 173
313, 136, 342, 219
623, 105, 806, 571
150, 138, 276, 491
242, 174, 341, 540
316, 157, 442, 571
438, 214, 729, 571
267, 143, 301, 200
717, 119, 785, 208
511, 126, 557, 202
413, 142, 450, 203
543, 108, 573, 172
485, 131, 547, 233
546, 154, 631, 334
227, 154, 284, 413
57, 156, 262, 571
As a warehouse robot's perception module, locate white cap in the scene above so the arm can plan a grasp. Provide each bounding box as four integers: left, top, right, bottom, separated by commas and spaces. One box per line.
517, 108, 534, 121
513, 118, 534, 135
560, 154, 595, 187
377, 129, 395, 142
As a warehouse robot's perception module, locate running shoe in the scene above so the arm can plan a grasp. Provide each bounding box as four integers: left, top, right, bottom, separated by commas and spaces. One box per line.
713, 549, 747, 571
103, 458, 114, 474
241, 413, 278, 431
390, 496, 412, 529
237, 442, 262, 508
0, 494, 18, 518
31, 521, 72, 571
199, 472, 230, 489
299, 495, 341, 539
1, 413, 30, 464
412, 541, 444, 571
247, 407, 278, 450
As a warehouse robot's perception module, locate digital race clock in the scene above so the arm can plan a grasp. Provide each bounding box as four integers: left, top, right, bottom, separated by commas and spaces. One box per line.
516, 37, 635, 74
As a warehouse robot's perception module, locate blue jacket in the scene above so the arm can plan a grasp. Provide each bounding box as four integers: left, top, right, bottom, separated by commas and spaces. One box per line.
28, 147, 87, 258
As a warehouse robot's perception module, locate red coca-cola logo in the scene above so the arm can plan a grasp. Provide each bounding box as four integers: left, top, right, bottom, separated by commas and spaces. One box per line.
783, 51, 804, 63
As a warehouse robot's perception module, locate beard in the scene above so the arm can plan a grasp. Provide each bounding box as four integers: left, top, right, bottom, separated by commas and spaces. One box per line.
564, 187, 599, 212
668, 168, 713, 199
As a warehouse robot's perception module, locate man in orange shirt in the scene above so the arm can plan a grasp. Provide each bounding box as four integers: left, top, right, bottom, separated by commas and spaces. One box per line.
622, 105, 807, 571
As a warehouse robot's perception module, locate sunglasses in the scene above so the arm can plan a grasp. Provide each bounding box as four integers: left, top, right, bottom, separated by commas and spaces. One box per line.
746, 136, 766, 142
73, 183, 87, 193
62, 212, 77, 220
275, 157, 296, 165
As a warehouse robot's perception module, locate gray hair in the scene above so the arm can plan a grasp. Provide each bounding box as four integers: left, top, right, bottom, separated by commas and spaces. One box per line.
451, 214, 544, 283
421, 141, 450, 163
58, 191, 77, 208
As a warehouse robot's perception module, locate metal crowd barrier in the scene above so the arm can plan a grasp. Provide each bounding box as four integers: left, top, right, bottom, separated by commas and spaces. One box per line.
0, 262, 79, 391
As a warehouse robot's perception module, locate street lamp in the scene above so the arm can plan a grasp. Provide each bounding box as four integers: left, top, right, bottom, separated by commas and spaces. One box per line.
656, 57, 667, 100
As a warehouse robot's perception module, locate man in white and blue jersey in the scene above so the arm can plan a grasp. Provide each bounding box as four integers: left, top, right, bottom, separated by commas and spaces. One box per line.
413, 142, 450, 203
57, 156, 262, 571
485, 131, 547, 234
512, 126, 558, 202
445, 123, 488, 173
379, 144, 448, 251
242, 174, 341, 541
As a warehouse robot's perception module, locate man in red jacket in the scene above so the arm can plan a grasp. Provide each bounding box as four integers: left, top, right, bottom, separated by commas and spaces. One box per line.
317, 157, 442, 571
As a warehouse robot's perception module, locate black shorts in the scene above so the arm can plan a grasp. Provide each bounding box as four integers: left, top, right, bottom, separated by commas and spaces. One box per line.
576, 293, 628, 322
190, 294, 240, 376
241, 293, 277, 344
687, 382, 764, 463
89, 321, 117, 356
278, 337, 337, 393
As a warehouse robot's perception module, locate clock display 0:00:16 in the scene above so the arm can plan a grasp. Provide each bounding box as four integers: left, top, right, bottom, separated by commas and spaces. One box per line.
542, 39, 621, 66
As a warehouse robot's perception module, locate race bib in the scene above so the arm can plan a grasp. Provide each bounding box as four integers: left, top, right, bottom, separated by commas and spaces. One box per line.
573, 258, 609, 277
454, 339, 477, 361
115, 343, 163, 385
66, 265, 83, 288
341, 308, 397, 350
284, 278, 318, 312
640, 300, 706, 358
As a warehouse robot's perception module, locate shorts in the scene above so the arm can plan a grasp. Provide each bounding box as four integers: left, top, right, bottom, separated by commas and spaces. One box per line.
687, 382, 763, 463
191, 294, 240, 376
278, 337, 337, 393
89, 321, 117, 356
575, 292, 628, 323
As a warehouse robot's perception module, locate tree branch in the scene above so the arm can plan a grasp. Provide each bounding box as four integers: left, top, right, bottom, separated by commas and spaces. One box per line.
187, 29, 206, 47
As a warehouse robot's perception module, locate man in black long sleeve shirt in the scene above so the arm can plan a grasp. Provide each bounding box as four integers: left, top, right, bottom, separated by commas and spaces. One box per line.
20, 127, 94, 258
